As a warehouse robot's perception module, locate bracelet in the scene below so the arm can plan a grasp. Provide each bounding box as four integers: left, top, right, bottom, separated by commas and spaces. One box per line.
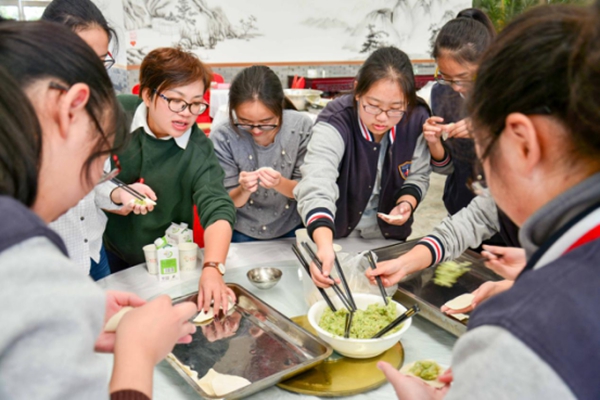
397, 200, 415, 215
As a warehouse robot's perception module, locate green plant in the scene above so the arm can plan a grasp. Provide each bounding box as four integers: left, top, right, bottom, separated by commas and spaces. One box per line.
473, 0, 591, 30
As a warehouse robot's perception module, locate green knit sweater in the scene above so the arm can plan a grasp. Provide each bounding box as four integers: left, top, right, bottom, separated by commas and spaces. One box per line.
103, 95, 235, 265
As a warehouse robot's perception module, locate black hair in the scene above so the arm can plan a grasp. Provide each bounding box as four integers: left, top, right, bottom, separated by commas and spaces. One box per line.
0, 21, 127, 186
228, 65, 295, 129
0, 66, 41, 207
432, 8, 496, 65
468, 2, 600, 164
42, 0, 117, 49
354, 46, 420, 111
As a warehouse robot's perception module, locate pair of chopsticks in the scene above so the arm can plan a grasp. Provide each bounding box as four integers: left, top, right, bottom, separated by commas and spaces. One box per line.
344, 311, 354, 338
110, 177, 154, 204
365, 251, 389, 305
291, 244, 337, 312
301, 242, 356, 312
372, 304, 420, 339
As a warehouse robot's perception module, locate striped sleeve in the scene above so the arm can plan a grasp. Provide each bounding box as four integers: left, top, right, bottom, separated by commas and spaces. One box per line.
431, 150, 451, 168
306, 207, 336, 239
416, 235, 445, 266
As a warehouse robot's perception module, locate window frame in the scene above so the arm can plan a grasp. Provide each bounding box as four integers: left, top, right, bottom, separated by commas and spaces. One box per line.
0, 0, 51, 21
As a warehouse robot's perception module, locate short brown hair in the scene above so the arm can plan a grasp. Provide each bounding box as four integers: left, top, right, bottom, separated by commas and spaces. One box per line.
139, 47, 212, 100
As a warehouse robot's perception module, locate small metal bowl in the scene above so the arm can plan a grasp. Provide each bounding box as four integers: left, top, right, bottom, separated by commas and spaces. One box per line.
247, 267, 283, 290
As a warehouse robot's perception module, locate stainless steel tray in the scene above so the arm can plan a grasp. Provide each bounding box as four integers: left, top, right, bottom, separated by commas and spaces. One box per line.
167, 283, 333, 399
372, 240, 501, 337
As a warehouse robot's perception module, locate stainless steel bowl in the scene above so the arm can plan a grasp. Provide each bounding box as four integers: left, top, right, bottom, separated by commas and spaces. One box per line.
246, 267, 283, 290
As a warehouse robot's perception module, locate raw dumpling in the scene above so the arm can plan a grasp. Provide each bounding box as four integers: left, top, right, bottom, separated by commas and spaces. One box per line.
193, 298, 235, 325
104, 306, 133, 332
400, 360, 446, 388
197, 368, 251, 396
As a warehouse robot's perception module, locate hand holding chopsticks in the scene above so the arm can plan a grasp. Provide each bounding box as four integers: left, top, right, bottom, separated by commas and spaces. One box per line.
301, 242, 356, 312
365, 251, 389, 305
291, 244, 337, 312
109, 179, 157, 215
372, 304, 420, 339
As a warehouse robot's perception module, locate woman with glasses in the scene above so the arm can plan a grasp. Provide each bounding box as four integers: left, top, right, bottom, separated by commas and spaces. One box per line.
381, 2, 600, 398
104, 47, 237, 315
210, 66, 313, 242
295, 46, 432, 288
0, 21, 196, 400
44, 0, 156, 281
367, 10, 522, 297
425, 9, 495, 217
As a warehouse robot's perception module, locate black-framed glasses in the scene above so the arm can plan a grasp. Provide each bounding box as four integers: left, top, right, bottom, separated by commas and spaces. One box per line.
360, 100, 406, 118
153, 89, 208, 115
234, 123, 279, 132
434, 67, 475, 88
99, 154, 121, 184
104, 51, 115, 70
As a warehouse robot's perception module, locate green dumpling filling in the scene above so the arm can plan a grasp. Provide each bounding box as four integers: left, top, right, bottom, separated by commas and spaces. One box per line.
318, 299, 402, 339
433, 261, 472, 288
409, 360, 442, 381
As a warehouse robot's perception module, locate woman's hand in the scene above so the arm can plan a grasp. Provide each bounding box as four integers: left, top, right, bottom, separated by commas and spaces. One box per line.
239, 171, 259, 193
446, 118, 472, 139
198, 267, 236, 316
309, 243, 338, 288
367, 257, 413, 287
481, 245, 526, 280
423, 116, 445, 144
201, 312, 242, 342
113, 295, 197, 365
110, 183, 157, 216
378, 201, 412, 226
257, 168, 282, 190
377, 361, 449, 400
95, 290, 147, 353
441, 279, 514, 315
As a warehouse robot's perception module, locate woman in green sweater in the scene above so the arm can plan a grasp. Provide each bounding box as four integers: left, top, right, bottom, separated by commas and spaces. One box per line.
104, 47, 236, 313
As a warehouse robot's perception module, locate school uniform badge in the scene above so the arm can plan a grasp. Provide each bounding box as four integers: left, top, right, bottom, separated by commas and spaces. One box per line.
398, 162, 411, 180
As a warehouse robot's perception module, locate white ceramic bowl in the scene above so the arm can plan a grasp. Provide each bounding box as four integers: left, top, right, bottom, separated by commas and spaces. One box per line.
307, 293, 411, 359
284, 89, 323, 111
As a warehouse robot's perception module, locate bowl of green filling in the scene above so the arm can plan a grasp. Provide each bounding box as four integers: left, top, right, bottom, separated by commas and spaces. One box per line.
307, 293, 412, 359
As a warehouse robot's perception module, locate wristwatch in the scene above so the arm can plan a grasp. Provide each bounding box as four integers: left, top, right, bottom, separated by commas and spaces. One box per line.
203, 261, 226, 275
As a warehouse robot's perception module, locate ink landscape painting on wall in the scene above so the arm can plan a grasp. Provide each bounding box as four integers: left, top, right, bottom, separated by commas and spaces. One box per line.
97, 0, 470, 65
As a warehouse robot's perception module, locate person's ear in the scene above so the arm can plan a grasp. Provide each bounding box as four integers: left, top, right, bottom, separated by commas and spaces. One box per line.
142, 87, 152, 108
502, 113, 541, 174
57, 83, 90, 140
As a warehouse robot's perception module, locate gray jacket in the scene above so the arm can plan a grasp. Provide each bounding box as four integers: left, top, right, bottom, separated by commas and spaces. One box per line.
0, 237, 108, 399
416, 193, 500, 265
210, 110, 313, 239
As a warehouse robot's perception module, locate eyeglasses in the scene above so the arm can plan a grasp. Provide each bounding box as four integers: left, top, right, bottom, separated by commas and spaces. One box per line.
104, 51, 115, 70
99, 154, 121, 184
360, 101, 406, 118
153, 89, 208, 115
234, 123, 279, 132
434, 67, 475, 88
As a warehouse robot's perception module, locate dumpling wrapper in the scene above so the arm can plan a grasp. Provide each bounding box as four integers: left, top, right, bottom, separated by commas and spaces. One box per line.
451, 312, 470, 321
444, 293, 475, 311
400, 361, 446, 389
197, 368, 219, 396
377, 212, 404, 221
104, 306, 133, 332
197, 368, 251, 396
258, 167, 276, 173
193, 298, 235, 325
212, 372, 251, 396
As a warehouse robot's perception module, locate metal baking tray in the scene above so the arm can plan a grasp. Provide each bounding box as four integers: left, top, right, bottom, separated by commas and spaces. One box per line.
372, 240, 501, 337
167, 283, 333, 399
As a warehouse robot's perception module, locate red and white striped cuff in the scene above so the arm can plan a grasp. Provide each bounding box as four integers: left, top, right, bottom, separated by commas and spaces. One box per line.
431, 153, 451, 168
417, 235, 445, 266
